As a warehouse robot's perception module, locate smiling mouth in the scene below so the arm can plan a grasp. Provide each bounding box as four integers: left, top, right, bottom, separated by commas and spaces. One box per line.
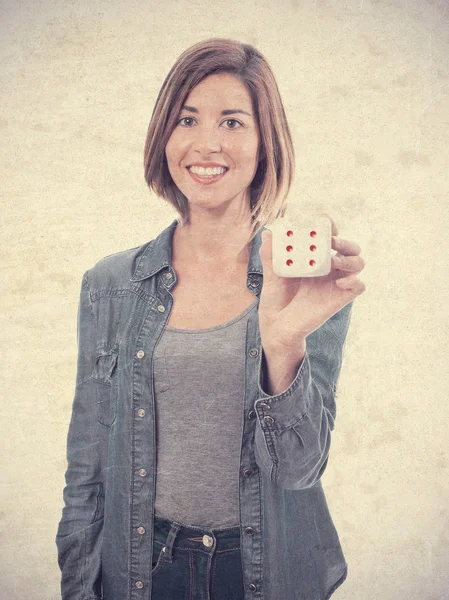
186, 167, 229, 184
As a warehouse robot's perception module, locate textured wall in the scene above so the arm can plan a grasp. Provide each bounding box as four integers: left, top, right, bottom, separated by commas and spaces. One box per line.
1, 0, 448, 598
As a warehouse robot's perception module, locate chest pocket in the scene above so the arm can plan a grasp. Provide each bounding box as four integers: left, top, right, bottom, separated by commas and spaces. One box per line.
91, 348, 118, 428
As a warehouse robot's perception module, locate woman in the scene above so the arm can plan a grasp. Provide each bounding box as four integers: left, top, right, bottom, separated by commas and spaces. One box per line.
56, 38, 365, 600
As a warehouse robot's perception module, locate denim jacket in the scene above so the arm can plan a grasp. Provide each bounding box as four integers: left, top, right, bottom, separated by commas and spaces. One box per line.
56, 218, 353, 600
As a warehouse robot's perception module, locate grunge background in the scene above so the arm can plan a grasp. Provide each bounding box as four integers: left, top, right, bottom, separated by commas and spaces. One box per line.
1, 1, 448, 598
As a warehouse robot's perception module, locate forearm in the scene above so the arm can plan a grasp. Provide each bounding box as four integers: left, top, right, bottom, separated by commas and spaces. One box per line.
262, 341, 307, 396
254, 302, 354, 489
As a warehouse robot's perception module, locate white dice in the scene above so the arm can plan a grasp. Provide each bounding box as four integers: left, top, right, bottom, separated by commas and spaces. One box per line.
268, 215, 332, 278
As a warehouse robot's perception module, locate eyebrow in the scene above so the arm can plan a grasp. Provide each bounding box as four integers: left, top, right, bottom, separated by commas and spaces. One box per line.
181, 104, 252, 117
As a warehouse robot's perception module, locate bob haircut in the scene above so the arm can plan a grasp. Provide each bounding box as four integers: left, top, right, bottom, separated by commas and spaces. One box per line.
144, 37, 295, 243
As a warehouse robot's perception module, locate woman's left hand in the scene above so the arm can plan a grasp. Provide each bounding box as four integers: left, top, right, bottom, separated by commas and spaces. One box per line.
258, 213, 366, 355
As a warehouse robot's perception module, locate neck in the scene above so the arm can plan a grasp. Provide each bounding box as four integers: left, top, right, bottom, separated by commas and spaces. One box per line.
172, 213, 254, 267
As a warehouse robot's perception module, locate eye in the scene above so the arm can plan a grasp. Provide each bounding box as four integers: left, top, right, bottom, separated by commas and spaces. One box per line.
223, 119, 243, 129
177, 116, 195, 127
176, 117, 243, 129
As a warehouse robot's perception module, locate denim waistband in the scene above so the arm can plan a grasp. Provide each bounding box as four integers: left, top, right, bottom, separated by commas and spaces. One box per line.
153, 513, 241, 551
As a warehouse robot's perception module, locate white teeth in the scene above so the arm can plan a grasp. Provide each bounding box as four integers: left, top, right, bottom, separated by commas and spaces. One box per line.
189, 166, 227, 176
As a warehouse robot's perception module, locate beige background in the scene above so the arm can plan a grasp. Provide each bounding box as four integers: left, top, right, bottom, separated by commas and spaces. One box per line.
1, 0, 449, 598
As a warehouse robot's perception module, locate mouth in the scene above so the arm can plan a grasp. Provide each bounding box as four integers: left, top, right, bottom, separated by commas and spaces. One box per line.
186, 166, 229, 185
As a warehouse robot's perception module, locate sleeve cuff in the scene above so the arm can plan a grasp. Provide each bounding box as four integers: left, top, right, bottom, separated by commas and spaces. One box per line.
255, 346, 312, 429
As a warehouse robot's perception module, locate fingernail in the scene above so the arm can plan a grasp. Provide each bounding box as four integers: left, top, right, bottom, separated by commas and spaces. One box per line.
336, 278, 349, 287
334, 255, 343, 263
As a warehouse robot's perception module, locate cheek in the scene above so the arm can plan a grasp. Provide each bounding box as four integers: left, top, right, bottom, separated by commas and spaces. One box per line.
241, 141, 260, 166
166, 134, 188, 164
165, 130, 180, 153
164, 137, 175, 162
240, 133, 260, 155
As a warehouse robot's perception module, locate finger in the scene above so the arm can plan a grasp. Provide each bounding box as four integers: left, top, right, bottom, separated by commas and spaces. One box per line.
332, 254, 365, 273
331, 236, 362, 256
260, 230, 280, 286
335, 275, 367, 294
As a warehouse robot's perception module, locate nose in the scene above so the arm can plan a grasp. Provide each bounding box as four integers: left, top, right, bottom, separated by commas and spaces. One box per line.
192, 124, 222, 154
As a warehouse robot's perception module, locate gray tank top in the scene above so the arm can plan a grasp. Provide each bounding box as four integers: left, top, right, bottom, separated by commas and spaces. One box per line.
153, 297, 259, 529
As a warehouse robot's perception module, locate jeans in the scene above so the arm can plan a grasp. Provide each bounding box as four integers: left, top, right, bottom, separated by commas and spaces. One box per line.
151, 514, 245, 600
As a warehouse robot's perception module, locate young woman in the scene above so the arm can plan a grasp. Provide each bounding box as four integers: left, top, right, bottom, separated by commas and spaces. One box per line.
56, 38, 365, 600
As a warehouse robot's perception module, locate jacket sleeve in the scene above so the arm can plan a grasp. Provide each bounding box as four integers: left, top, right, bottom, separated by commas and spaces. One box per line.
254, 301, 354, 490
55, 270, 105, 600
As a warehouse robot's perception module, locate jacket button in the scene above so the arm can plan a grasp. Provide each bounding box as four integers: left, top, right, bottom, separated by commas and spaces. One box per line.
135, 581, 144, 589
165, 272, 173, 279
248, 410, 255, 419
202, 535, 213, 548
259, 402, 271, 410
248, 583, 257, 591
243, 468, 252, 477
137, 527, 145, 534
244, 526, 254, 535
137, 409, 145, 417
263, 416, 275, 425
157, 305, 165, 312
137, 350, 145, 358
139, 468, 147, 477
249, 348, 259, 357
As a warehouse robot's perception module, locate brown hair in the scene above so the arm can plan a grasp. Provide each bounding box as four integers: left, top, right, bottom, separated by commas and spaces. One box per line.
143, 37, 295, 242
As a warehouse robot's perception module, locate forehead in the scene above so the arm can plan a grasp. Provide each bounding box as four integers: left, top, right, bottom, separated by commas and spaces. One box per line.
184, 73, 252, 109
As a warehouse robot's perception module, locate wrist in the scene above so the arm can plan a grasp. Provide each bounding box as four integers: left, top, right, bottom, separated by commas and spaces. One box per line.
263, 337, 307, 361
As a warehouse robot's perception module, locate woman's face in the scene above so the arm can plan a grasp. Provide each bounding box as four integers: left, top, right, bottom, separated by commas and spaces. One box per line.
165, 72, 260, 210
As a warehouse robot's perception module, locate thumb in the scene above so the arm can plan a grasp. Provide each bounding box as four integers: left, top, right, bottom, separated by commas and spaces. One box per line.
261, 228, 272, 246
259, 229, 276, 281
